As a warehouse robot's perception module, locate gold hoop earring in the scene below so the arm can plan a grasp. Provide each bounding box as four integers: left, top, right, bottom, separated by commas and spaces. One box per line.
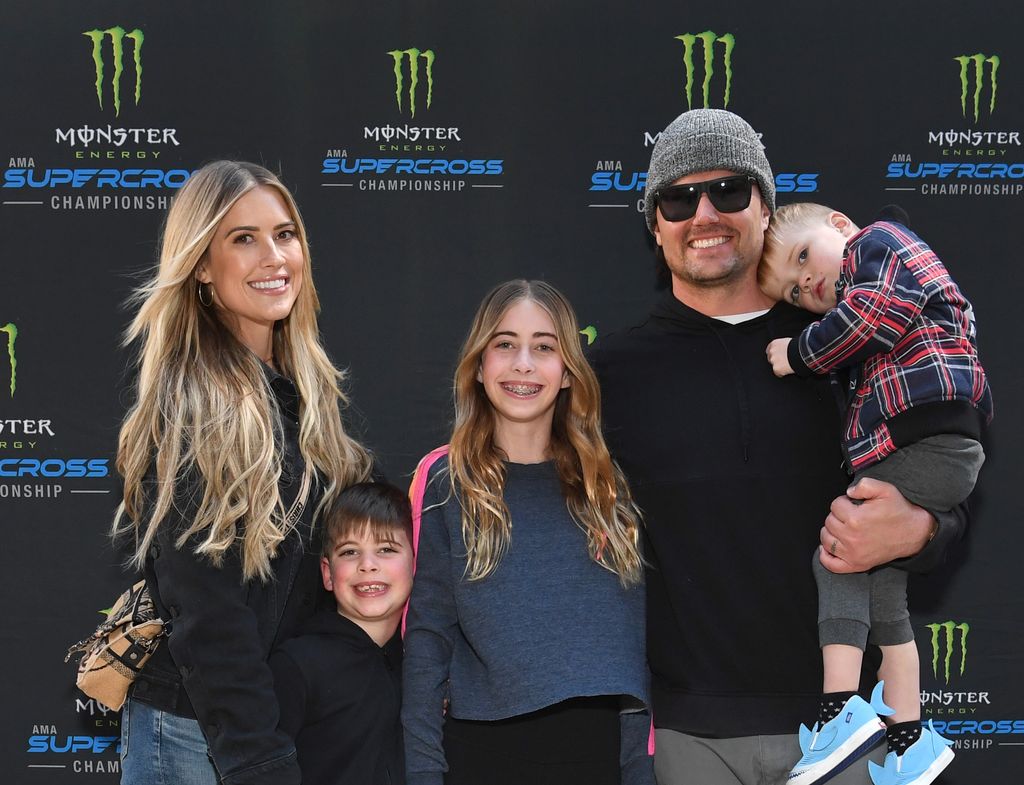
198, 282, 213, 307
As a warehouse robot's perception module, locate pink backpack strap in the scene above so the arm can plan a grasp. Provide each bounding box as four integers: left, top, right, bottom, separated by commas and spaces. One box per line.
401, 444, 450, 636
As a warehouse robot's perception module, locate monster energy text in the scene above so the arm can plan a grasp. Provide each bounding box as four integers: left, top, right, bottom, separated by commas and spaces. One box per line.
0, 420, 53, 436
388, 48, 435, 118
675, 31, 734, 109
364, 125, 461, 153
928, 128, 1020, 160
928, 130, 1020, 147
0, 418, 56, 457
55, 126, 179, 147
84, 26, 144, 117
921, 690, 991, 717
364, 126, 461, 142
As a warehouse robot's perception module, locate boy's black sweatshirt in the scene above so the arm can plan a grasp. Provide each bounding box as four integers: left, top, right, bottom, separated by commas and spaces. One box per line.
270, 611, 404, 784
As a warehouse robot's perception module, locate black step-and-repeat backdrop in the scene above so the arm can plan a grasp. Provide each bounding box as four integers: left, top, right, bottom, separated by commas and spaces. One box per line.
2, 1, 1020, 781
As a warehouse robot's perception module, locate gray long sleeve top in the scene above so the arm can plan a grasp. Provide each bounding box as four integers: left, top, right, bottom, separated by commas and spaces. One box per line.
401, 458, 653, 785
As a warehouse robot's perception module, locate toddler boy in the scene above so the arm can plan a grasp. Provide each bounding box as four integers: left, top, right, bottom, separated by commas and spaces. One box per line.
759, 203, 992, 785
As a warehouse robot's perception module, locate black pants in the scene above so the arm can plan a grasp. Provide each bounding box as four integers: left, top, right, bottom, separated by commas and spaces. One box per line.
442, 696, 621, 785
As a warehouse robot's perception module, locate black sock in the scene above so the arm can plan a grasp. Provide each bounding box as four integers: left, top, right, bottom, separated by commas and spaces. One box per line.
818, 691, 857, 725
886, 721, 922, 755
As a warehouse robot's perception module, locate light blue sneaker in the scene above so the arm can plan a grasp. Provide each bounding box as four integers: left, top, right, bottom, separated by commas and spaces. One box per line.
867, 720, 954, 785
787, 682, 893, 785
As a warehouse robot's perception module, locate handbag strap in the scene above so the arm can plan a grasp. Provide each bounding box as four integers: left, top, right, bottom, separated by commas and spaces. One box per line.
284, 464, 313, 526
266, 462, 316, 651
401, 444, 449, 636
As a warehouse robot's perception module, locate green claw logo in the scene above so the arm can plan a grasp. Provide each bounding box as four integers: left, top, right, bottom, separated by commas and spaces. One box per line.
954, 53, 999, 122
927, 621, 970, 684
83, 26, 144, 117
1, 323, 16, 398
675, 31, 735, 110
579, 325, 597, 346
387, 47, 435, 118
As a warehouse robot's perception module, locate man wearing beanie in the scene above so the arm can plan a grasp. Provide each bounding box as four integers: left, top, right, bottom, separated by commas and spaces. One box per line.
589, 109, 964, 785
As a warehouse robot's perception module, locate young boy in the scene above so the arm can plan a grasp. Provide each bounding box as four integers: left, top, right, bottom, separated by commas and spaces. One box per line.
270, 481, 414, 785
758, 203, 992, 785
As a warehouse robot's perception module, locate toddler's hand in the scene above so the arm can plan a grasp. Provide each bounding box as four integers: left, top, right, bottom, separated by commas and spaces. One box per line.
766, 338, 794, 377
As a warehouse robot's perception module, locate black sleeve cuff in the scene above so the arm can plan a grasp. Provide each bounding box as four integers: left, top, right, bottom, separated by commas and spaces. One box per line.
788, 338, 814, 377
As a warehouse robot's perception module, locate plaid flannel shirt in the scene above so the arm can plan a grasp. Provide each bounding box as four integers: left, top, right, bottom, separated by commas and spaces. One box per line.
789, 221, 993, 471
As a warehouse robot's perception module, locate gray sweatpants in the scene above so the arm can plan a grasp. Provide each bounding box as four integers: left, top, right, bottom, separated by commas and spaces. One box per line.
815, 434, 984, 648
654, 728, 885, 785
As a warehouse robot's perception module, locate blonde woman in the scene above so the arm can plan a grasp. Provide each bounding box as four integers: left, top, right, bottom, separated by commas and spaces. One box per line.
113, 161, 371, 785
402, 280, 654, 785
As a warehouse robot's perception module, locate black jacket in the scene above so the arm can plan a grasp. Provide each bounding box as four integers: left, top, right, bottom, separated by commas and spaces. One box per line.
270, 611, 404, 785
590, 293, 966, 737
130, 368, 328, 785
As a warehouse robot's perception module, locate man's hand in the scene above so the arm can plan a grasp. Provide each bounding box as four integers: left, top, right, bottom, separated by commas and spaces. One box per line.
766, 338, 794, 377
819, 477, 935, 573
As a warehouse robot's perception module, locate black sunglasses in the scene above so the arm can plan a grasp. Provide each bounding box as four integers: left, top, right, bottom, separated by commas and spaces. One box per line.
655, 175, 756, 222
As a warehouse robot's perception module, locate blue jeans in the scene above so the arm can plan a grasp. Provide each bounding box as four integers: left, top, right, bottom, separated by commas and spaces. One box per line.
120, 698, 219, 785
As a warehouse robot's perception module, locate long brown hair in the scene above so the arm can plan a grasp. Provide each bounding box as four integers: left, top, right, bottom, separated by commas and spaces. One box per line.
447, 279, 643, 585
113, 161, 372, 581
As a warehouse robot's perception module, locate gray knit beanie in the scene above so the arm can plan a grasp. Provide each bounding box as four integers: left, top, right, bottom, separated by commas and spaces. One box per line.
643, 109, 775, 234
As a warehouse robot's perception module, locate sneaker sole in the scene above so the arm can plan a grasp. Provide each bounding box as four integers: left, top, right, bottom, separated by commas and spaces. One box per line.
788, 721, 886, 785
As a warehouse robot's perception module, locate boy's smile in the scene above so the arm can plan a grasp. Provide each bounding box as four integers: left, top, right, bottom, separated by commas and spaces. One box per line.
321, 527, 414, 645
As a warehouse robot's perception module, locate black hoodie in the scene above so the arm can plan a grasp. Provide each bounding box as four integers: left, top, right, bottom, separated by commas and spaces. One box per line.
591, 293, 960, 737
270, 610, 404, 785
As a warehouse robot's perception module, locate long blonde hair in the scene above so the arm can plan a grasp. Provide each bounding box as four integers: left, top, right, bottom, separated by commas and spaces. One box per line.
448, 279, 643, 585
113, 161, 372, 581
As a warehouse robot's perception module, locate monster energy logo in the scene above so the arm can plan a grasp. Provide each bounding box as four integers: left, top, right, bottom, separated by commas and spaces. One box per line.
387, 48, 435, 118
927, 621, 969, 684
955, 53, 1000, 122
675, 31, 735, 110
83, 26, 144, 117
1, 323, 16, 398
